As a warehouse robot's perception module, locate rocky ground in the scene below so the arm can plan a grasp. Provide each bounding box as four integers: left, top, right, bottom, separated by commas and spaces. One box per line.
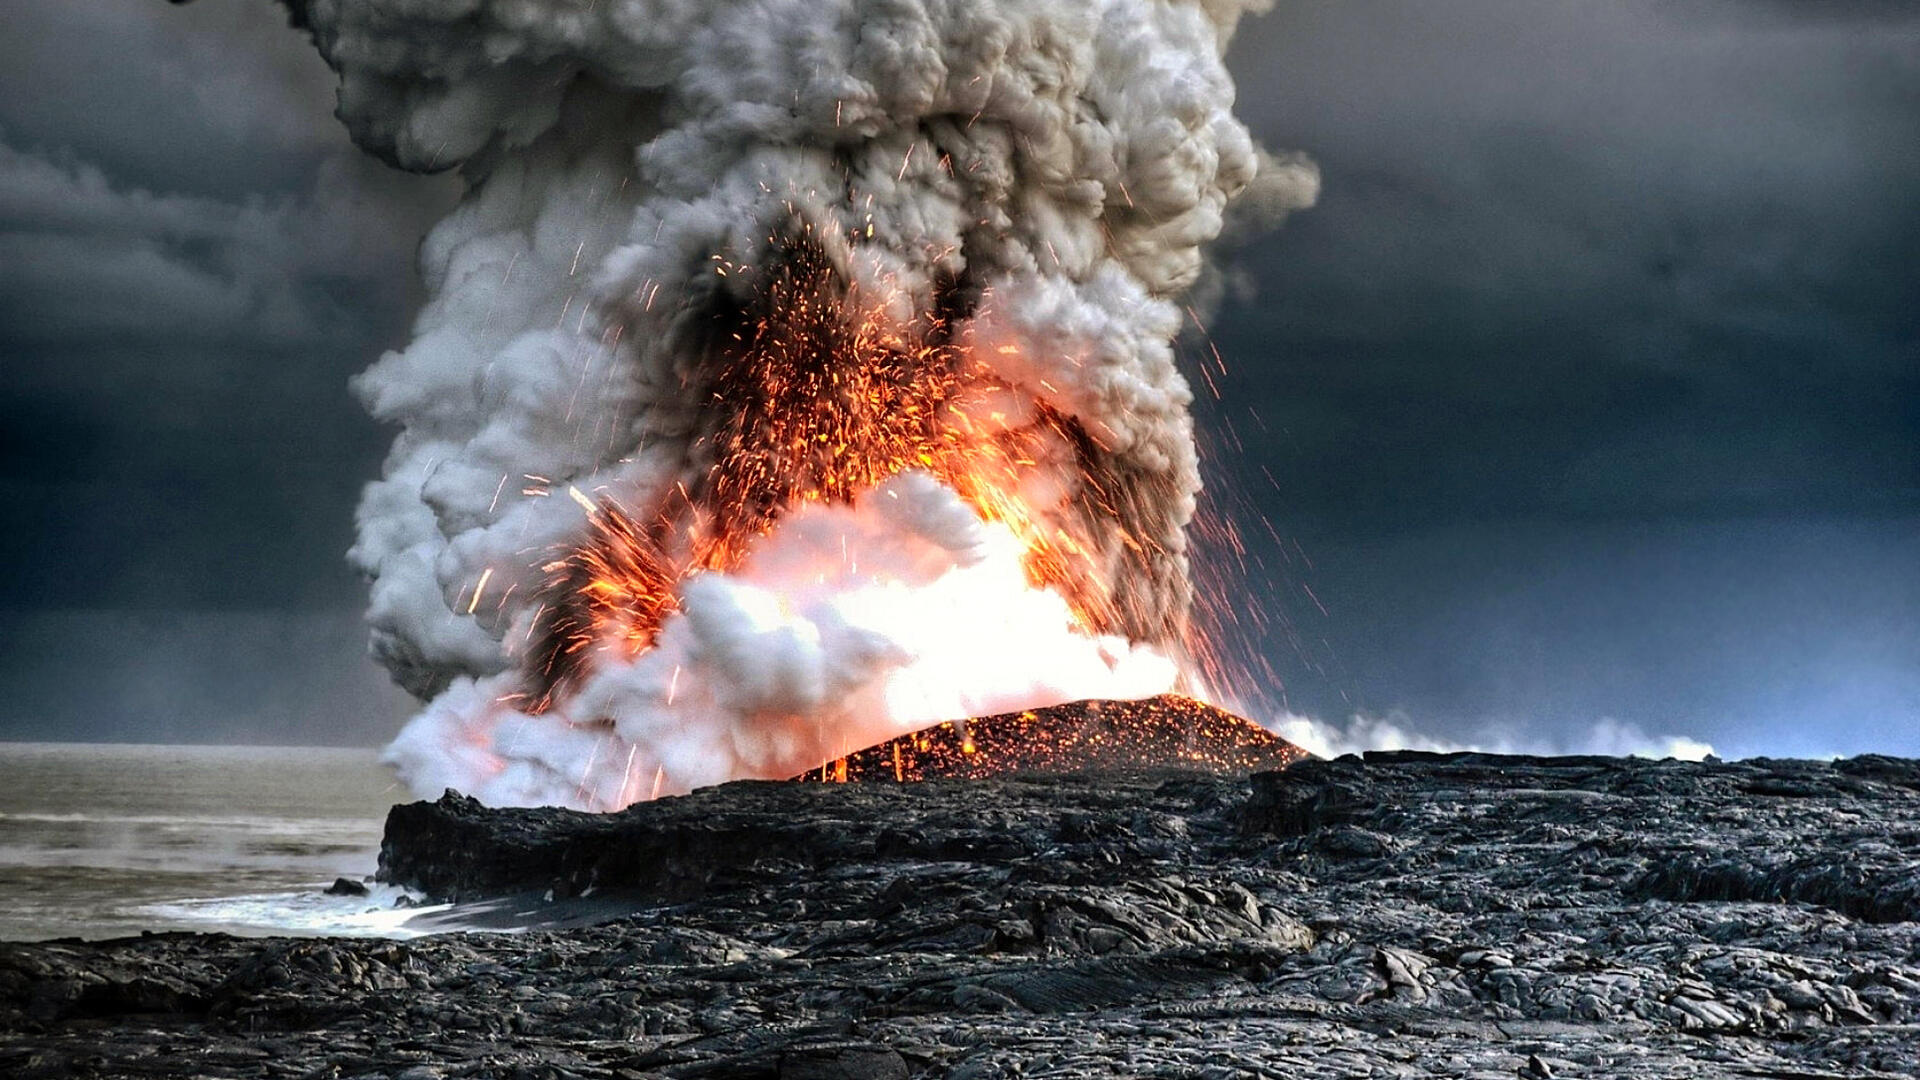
3, 751, 1919, 1078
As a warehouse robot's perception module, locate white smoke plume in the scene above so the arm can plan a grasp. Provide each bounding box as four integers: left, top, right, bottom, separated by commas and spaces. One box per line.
389, 472, 1181, 807
1270, 712, 1716, 762
286, 0, 1306, 807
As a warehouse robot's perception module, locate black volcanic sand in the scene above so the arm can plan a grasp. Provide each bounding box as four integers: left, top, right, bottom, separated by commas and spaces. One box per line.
793, 695, 1307, 782
5, 754, 1920, 1078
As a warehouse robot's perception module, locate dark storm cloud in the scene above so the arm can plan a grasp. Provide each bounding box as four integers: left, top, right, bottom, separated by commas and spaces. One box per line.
1204, 1, 1920, 752
1216, 0, 1920, 530
0, 1, 454, 610
0, 0, 452, 742
0, 142, 401, 350
0, 2, 343, 198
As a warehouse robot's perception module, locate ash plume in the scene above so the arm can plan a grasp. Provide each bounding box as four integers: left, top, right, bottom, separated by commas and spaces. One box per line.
286, 0, 1314, 807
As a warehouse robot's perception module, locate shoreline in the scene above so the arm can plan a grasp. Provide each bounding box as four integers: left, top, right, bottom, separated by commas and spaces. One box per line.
5, 753, 1918, 1078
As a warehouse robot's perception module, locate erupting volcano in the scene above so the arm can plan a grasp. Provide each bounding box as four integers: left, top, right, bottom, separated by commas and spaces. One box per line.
298, 0, 1317, 808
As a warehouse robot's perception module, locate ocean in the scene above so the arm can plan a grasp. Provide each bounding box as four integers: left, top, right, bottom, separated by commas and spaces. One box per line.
0, 742, 441, 941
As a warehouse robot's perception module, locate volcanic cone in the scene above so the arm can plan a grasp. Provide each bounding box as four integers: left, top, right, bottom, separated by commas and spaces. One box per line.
795, 695, 1306, 783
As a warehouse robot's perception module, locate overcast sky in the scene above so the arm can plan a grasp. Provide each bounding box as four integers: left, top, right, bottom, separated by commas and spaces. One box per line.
2, 0, 1915, 755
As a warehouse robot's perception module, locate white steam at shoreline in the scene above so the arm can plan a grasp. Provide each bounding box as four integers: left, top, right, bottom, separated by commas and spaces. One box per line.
1269, 712, 1715, 762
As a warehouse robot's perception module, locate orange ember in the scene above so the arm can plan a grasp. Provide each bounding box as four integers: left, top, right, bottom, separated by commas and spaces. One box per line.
794, 695, 1306, 783
525, 226, 1189, 710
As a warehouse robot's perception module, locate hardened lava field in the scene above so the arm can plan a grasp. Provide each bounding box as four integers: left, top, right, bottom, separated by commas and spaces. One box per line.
795, 694, 1307, 783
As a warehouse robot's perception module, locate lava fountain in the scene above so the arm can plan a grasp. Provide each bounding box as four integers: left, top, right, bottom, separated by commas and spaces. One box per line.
293, 0, 1317, 808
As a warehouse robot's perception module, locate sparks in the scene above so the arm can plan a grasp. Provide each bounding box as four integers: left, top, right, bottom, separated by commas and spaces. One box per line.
466, 567, 494, 615
521, 229, 1183, 710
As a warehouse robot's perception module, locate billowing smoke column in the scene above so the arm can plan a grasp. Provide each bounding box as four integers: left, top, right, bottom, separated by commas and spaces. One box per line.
290, 0, 1316, 808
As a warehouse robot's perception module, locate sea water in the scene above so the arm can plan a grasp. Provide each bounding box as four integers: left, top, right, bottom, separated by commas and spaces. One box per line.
0, 743, 445, 941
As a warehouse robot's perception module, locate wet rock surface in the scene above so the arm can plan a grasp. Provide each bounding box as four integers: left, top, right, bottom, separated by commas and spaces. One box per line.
4, 752, 1919, 1078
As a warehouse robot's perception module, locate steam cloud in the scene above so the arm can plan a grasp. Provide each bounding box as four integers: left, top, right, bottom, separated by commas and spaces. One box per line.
288, 0, 1315, 807
1271, 713, 1715, 762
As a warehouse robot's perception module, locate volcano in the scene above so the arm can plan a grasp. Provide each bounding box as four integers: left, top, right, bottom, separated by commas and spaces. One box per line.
794, 694, 1307, 783
299, 0, 1321, 811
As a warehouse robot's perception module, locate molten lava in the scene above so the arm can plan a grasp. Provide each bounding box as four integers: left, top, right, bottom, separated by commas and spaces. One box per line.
795, 695, 1306, 783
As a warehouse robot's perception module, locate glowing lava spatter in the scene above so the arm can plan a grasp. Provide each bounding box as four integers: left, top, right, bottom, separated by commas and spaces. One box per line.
525, 228, 1176, 715
795, 695, 1306, 784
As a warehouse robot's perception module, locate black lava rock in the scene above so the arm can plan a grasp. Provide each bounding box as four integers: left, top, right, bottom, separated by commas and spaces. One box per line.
3, 754, 1918, 1079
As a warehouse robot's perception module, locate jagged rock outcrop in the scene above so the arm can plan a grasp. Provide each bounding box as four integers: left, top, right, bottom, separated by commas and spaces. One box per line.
4, 752, 1919, 1078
